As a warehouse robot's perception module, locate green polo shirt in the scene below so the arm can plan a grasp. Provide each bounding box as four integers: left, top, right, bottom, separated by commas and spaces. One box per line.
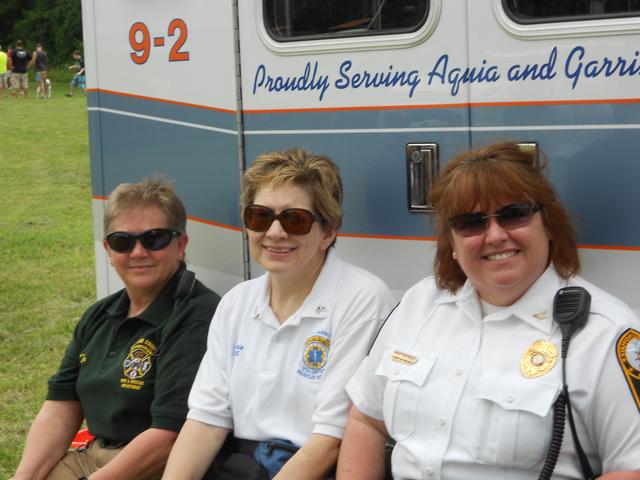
47, 268, 220, 443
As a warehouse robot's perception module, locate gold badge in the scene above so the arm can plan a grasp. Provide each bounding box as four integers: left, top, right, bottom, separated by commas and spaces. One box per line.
391, 351, 418, 365
520, 340, 558, 378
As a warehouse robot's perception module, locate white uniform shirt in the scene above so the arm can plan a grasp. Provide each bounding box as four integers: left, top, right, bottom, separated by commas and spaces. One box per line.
347, 267, 640, 479
188, 250, 396, 445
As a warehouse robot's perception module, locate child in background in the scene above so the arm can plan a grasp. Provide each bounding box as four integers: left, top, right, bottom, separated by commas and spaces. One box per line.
66, 50, 85, 97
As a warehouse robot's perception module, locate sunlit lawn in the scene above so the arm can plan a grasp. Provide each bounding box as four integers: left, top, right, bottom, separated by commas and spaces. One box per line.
0, 82, 95, 477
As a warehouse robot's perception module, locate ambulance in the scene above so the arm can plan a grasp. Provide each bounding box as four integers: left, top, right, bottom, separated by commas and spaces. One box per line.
81, 0, 640, 311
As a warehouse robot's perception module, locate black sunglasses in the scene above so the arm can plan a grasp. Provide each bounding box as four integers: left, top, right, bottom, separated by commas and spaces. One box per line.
448, 203, 541, 237
243, 204, 318, 235
106, 228, 181, 253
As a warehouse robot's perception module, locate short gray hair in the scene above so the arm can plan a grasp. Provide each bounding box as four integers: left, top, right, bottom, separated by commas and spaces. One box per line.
103, 177, 187, 235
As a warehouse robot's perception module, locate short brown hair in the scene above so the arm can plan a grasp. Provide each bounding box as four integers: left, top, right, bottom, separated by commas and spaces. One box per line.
103, 177, 187, 235
241, 148, 343, 235
428, 142, 580, 293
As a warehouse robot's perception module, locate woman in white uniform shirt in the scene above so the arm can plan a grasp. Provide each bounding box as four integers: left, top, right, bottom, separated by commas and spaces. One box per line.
164, 149, 395, 479
337, 143, 640, 480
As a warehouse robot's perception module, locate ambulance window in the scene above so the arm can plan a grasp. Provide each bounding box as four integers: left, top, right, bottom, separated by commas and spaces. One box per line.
503, 0, 640, 23
263, 0, 429, 41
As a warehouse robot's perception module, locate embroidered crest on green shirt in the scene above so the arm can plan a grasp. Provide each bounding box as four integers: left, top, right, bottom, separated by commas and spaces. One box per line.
121, 337, 157, 390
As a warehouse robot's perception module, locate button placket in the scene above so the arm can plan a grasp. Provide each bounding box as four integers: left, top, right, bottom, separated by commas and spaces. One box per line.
102, 323, 121, 366
431, 328, 480, 479
263, 326, 288, 373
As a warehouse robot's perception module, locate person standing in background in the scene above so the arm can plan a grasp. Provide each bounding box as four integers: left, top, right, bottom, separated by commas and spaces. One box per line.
8, 40, 31, 99
0, 45, 7, 98
5, 45, 13, 93
34, 43, 49, 99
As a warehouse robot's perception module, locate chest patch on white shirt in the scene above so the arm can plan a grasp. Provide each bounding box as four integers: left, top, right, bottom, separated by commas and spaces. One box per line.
616, 328, 640, 412
297, 330, 331, 381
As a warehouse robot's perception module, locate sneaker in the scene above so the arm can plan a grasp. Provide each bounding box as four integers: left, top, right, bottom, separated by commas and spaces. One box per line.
65, 93, 73, 97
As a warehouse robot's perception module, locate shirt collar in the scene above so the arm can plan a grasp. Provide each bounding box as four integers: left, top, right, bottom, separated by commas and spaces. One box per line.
106, 290, 131, 321
434, 280, 483, 325
105, 264, 184, 326
434, 266, 565, 334
250, 249, 340, 326
499, 266, 565, 334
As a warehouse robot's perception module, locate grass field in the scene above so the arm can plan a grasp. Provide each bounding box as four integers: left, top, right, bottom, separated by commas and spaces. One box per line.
0, 81, 94, 478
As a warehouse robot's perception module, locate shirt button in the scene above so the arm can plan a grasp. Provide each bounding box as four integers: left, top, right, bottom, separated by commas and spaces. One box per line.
506, 394, 515, 403
425, 467, 434, 476
455, 368, 463, 376
438, 417, 446, 426
109, 351, 116, 357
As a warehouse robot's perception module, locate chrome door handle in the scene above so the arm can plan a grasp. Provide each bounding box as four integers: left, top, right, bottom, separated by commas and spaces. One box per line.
406, 143, 438, 212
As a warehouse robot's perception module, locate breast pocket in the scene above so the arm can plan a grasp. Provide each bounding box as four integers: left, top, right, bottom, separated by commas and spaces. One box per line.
469, 369, 560, 468
375, 345, 436, 441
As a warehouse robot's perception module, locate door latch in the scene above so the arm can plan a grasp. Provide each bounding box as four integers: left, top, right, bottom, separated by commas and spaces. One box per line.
406, 143, 438, 212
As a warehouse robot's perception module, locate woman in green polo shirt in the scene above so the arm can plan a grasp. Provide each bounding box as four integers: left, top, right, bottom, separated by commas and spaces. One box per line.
12, 178, 220, 480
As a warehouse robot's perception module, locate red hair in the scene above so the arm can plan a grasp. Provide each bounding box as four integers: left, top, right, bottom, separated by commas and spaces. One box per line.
428, 142, 580, 293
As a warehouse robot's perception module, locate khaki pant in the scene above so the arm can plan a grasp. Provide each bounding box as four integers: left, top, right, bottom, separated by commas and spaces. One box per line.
10, 73, 28, 90
45, 440, 123, 480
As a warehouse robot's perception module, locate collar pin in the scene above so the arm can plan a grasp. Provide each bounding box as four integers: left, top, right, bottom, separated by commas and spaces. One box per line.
533, 310, 547, 320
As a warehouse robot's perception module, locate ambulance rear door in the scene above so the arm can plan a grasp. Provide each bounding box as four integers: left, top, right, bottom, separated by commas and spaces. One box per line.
238, 0, 473, 295
467, 0, 640, 311
82, 0, 245, 297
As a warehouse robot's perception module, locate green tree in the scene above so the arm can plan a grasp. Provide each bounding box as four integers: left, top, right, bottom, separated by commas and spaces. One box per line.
1, 0, 82, 66
0, 0, 35, 49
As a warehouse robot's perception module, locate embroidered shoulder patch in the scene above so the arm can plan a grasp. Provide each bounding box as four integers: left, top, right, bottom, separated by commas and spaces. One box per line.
616, 328, 640, 412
